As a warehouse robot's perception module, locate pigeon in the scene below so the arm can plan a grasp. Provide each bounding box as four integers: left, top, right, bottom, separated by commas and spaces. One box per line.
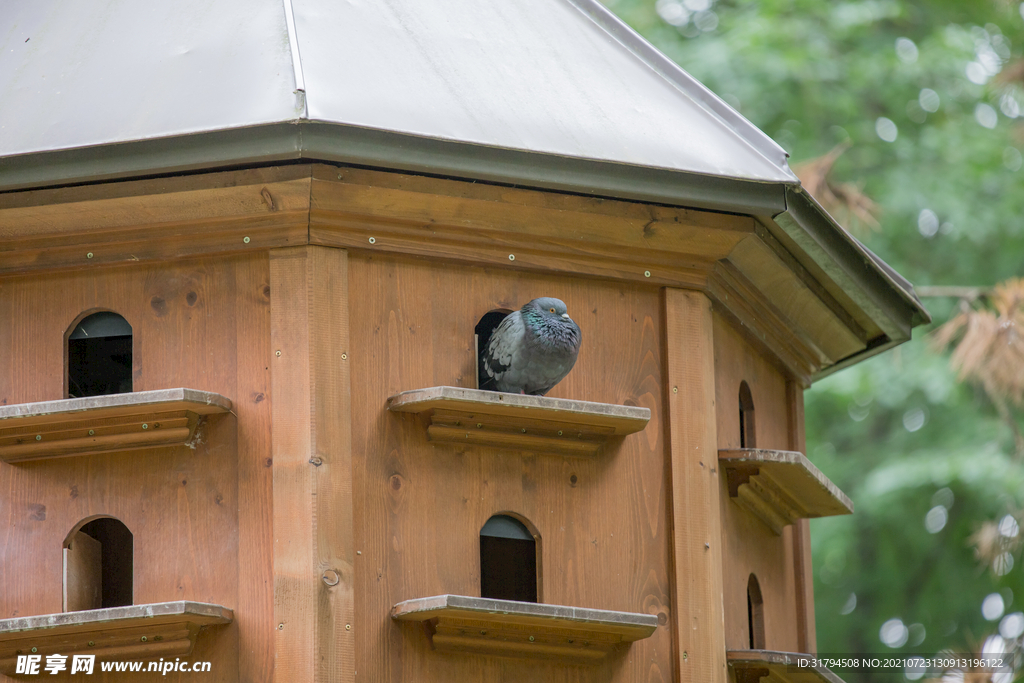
479, 297, 582, 396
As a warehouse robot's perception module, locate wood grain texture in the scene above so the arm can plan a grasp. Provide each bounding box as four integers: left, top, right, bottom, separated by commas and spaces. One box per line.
0, 601, 232, 673
388, 386, 649, 455
0, 389, 231, 463
787, 381, 817, 655
310, 166, 750, 291
717, 449, 852, 530
0, 167, 311, 276
392, 594, 658, 663
350, 252, 671, 683
662, 289, 726, 683
713, 313, 802, 655
63, 532, 102, 612
725, 235, 866, 361
269, 246, 353, 683
0, 254, 276, 682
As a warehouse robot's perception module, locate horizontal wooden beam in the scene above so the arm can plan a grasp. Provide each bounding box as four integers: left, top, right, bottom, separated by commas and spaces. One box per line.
0, 163, 873, 383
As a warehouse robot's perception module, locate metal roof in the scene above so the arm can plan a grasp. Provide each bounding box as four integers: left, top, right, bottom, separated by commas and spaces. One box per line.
0, 0, 793, 188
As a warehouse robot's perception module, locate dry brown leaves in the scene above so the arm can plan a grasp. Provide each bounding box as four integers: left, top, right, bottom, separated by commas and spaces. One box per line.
932, 278, 1024, 408
792, 141, 880, 235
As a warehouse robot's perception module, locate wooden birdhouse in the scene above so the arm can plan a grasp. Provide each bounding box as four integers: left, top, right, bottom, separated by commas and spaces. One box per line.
0, 1, 928, 682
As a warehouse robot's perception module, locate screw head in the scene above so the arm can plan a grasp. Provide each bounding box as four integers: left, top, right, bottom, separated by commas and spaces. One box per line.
141, 636, 148, 642
142, 423, 148, 430
341, 353, 348, 360
521, 428, 526, 433
476, 423, 483, 428
278, 623, 284, 630
276, 350, 282, 356
243, 236, 250, 244
557, 430, 563, 436
345, 623, 352, 631
88, 429, 95, 436
31, 647, 37, 653
529, 635, 535, 642
508, 254, 515, 261
644, 270, 651, 278
35, 435, 41, 441
368, 237, 376, 244
88, 641, 94, 647
87, 252, 94, 259
673, 387, 678, 393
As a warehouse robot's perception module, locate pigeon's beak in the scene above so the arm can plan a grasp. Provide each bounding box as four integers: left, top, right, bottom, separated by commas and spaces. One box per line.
561, 313, 571, 320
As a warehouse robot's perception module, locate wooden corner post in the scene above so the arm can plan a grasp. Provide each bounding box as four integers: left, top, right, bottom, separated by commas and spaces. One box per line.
663, 289, 726, 683
787, 379, 818, 654
270, 246, 354, 683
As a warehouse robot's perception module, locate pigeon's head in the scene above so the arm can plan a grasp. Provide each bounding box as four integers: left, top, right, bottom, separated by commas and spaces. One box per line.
525, 297, 573, 323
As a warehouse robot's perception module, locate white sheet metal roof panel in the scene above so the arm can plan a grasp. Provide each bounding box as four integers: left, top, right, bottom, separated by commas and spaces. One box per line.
0, 0, 795, 184
295, 0, 794, 183
0, 0, 299, 157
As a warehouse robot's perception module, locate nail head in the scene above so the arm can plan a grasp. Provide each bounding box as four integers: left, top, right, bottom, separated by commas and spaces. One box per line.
243, 236, 251, 244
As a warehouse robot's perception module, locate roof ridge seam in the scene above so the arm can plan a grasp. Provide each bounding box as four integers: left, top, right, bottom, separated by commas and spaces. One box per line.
283, 0, 309, 119
561, 0, 795, 180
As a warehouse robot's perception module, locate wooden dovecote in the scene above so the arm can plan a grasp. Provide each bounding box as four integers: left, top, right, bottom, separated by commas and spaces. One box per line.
0, 1, 927, 682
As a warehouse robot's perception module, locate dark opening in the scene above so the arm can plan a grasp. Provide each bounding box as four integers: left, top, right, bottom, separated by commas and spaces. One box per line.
739, 381, 756, 448
68, 312, 133, 398
64, 518, 133, 611
476, 309, 512, 390
747, 573, 765, 649
480, 515, 537, 603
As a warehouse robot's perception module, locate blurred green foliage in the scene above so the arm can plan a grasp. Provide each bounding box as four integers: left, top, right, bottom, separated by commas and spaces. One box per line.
602, 0, 1024, 677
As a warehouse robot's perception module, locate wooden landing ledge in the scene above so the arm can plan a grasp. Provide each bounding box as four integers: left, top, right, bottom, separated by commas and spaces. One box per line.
719, 449, 852, 535
387, 386, 650, 456
0, 601, 233, 671
728, 650, 847, 683
392, 594, 658, 663
0, 389, 232, 463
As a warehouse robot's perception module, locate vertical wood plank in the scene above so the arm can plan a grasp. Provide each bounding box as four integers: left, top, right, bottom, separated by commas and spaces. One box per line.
663, 289, 725, 683
236, 255, 274, 683
787, 379, 817, 654
63, 531, 102, 612
270, 246, 354, 683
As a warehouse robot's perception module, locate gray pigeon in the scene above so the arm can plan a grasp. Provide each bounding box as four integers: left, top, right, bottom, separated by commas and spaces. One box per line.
479, 297, 582, 396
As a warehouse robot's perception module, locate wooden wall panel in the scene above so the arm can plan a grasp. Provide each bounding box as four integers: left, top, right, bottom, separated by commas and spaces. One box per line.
0, 254, 273, 682
348, 253, 672, 683
712, 313, 802, 654
269, 247, 353, 683
663, 290, 726, 683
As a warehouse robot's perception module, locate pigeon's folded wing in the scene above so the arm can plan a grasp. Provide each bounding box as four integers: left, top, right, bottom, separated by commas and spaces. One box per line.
481, 312, 522, 384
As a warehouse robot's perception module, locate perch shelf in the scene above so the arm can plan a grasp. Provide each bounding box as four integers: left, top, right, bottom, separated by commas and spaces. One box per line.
392, 594, 657, 664
387, 386, 649, 455
727, 650, 847, 683
0, 601, 233, 672
0, 388, 232, 463
718, 449, 852, 535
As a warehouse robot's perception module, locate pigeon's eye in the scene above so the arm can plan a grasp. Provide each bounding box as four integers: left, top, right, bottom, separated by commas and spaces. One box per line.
549, 307, 556, 313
